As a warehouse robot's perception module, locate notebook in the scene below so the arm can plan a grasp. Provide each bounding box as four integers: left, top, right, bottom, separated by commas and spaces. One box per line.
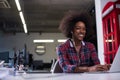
85, 45, 120, 73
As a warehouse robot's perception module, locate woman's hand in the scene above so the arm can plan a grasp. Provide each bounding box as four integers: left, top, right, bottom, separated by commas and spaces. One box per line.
104, 64, 111, 70
88, 64, 110, 72
74, 64, 111, 72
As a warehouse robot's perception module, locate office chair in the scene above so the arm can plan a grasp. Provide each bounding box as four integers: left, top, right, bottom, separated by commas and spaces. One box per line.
50, 59, 63, 73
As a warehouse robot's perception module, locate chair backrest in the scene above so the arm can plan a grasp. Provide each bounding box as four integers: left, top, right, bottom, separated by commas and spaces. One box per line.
0, 60, 5, 67
50, 59, 63, 73
50, 58, 56, 71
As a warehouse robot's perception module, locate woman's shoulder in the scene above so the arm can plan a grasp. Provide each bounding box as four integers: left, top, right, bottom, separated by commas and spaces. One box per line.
57, 39, 70, 49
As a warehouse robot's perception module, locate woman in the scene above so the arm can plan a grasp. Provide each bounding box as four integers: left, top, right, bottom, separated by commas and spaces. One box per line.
57, 11, 110, 73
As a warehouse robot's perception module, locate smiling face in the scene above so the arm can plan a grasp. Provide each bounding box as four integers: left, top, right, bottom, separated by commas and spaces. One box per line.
72, 21, 86, 41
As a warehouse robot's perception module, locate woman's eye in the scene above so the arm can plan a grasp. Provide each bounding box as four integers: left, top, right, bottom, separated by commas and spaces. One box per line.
76, 28, 86, 31
76, 27, 80, 29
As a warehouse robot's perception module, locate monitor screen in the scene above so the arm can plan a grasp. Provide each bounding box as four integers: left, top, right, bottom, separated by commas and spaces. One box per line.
0, 51, 9, 63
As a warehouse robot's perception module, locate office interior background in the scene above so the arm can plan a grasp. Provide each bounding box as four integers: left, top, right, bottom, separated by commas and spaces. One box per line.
0, 0, 119, 70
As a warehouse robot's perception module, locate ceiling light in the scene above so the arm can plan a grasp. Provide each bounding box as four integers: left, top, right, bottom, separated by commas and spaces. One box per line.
19, 12, 27, 33
37, 46, 45, 48
33, 39, 54, 43
15, 0, 27, 33
57, 39, 67, 42
36, 50, 45, 53
23, 24, 27, 33
15, 0, 21, 11
19, 12, 25, 24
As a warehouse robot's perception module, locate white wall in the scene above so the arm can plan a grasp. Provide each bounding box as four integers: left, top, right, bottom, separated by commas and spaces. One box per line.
0, 33, 66, 63
95, 0, 104, 64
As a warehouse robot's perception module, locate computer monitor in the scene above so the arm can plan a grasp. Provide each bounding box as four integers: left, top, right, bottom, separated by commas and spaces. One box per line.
0, 51, 9, 63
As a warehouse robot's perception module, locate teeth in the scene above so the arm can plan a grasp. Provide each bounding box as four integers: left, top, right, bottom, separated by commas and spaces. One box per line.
79, 34, 83, 37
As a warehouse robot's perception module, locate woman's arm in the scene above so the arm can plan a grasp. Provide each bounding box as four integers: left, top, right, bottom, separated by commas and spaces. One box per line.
74, 64, 110, 73
57, 46, 77, 73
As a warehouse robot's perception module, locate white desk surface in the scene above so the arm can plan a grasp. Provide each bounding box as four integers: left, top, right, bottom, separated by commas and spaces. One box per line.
2, 72, 120, 80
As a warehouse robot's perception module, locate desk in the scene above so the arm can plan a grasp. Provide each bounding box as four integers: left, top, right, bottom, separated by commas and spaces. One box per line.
2, 72, 120, 80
